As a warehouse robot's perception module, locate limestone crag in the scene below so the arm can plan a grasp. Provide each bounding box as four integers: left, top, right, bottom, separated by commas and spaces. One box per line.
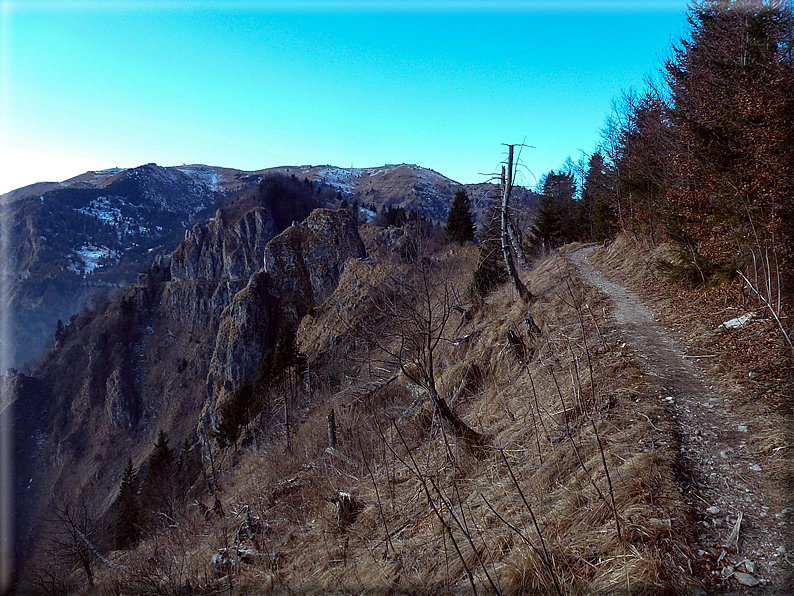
206, 208, 366, 418
161, 279, 249, 330
170, 207, 274, 282
264, 208, 366, 317
9, 204, 366, 571
206, 270, 272, 403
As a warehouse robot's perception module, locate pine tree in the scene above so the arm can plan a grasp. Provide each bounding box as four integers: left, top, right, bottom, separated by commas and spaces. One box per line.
114, 458, 138, 549
469, 203, 507, 297
141, 430, 176, 525
445, 189, 476, 245
663, 0, 794, 292
55, 319, 65, 342
531, 170, 577, 249
581, 151, 616, 242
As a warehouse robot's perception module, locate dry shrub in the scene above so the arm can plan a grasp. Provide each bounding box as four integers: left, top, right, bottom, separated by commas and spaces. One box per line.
86, 241, 704, 595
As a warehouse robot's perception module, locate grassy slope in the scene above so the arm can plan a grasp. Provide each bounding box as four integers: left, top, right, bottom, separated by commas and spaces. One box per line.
85, 238, 717, 595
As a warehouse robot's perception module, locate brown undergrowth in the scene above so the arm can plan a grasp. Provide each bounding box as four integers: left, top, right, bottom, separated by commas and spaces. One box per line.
587, 234, 792, 490
83, 242, 698, 595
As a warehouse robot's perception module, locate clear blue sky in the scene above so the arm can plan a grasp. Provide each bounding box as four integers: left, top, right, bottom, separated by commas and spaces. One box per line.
0, 0, 689, 194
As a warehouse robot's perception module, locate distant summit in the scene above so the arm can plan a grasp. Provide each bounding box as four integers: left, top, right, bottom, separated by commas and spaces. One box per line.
1, 161, 538, 369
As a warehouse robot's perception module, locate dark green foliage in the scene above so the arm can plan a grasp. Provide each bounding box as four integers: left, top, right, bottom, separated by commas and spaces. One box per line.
591, 200, 617, 243
375, 205, 406, 227
445, 189, 476, 245
531, 171, 579, 249
119, 296, 135, 317
55, 319, 65, 342
140, 430, 177, 524
114, 458, 138, 549
400, 235, 420, 263
175, 439, 200, 497
149, 429, 174, 471
469, 204, 506, 297
213, 381, 254, 449
256, 174, 323, 233
470, 251, 507, 298
215, 320, 301, 449
267, 320, 299, 383
581, 152, 617, 242
655, 218, 740, 288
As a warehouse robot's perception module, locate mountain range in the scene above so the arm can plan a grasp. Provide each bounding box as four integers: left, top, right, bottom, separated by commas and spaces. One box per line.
1, 162, 538, 370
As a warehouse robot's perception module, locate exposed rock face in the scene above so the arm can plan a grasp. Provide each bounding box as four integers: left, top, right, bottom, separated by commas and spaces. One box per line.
206, 270, 273, 401
0, 163, 237, 369
170, 207, 274, 282
206, 208, 366, 414
161, 280, 249, 330
264, 208, 366, 317
10, 203, 365, 581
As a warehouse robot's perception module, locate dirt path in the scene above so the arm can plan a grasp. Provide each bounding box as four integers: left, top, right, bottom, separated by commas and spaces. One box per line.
569, 246, 791, 595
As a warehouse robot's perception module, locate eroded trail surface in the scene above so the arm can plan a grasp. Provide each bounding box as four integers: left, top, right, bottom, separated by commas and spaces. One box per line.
570, 246, 791, 595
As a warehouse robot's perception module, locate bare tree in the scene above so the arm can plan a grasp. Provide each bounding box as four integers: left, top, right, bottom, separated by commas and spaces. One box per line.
362, 235, 486, 446
500, 144, 532, 302
43, 497, 102, 589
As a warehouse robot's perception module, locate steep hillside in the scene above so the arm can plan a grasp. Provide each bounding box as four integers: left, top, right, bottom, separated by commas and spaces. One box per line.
2, 162, 533, 371
8, 192, 364, 588
0, 164, 235, 369
9, 214, 791, 594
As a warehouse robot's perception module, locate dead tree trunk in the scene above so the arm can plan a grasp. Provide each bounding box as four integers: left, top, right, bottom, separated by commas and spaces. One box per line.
501, 145, 532, 302
427, 386, 486, 447
507, 220, 530, 269
327, 408, 337, 449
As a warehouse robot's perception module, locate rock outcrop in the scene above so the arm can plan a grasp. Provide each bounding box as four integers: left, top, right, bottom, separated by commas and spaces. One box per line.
264, 208, 366, 317
10, 202, 366, 581
206, 208, 366, 416
170, 207, 274, 282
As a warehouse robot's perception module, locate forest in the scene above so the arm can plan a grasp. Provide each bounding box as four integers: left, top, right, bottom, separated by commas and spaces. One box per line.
532, 0, 793, 334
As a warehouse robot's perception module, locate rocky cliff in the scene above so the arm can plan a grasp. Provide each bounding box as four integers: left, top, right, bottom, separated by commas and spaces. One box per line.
206, 208, 365, 420
6, 202, 366, 576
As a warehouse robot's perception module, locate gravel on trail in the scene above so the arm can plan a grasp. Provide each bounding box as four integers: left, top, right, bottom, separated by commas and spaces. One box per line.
570, 245, 791, 595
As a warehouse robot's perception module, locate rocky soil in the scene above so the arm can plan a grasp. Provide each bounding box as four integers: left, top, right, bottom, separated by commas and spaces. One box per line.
570, 245, 792, 594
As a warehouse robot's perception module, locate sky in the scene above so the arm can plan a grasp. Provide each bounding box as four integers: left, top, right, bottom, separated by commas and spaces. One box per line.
0, 0, 690, 195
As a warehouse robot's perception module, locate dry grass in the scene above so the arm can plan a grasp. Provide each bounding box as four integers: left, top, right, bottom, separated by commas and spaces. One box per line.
589, 233, 792, 494
80, 242, 700, 595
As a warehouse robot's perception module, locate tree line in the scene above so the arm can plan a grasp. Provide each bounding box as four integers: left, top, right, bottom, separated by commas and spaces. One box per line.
502, 1, 792, 316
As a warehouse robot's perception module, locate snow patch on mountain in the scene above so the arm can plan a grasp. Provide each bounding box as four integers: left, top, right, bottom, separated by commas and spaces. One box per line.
69, 244, 120, 274
316, 166, 360, 193
176, 165, 222, 192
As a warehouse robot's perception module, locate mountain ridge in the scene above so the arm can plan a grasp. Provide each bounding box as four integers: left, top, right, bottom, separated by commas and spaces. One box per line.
1, 161, 538, 370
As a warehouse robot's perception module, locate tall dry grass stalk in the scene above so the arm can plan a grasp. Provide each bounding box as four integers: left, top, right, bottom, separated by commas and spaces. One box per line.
75, 244, 695, 595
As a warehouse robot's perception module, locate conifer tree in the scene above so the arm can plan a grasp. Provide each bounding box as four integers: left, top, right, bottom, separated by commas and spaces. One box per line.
55, 319, 65, 342
114, 458, 138, 549
663, 0, 793, 297
141, 430, 176, 525
531, 170, 577, 249
470, 203, 507, 297
581, 151, 616, 242
445, 189, 476, 245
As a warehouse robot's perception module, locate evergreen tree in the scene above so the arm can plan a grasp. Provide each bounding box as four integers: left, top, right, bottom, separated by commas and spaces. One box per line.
663, 0, 794, 292
445, 189, 476, 245
213, 381, 254, 449
531, 170, 578, 249
114, 458, 138, 549
55, 319, 65, 342
581, 151, 616, 242
469, 203, 507, 297
140, 430, 176, 525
